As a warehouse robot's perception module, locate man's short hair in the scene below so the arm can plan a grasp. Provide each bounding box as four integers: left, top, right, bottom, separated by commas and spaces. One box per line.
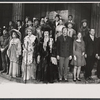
68, 15, 73, 18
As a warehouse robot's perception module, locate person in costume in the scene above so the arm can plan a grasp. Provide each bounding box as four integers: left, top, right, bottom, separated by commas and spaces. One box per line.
7, 29, 21, 77
0, 27, 10, 73
37, 25, 58, 83
22, 26, 37, 81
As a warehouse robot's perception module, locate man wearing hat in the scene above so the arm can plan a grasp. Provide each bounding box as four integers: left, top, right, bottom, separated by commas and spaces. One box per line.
0, 26, 10, 73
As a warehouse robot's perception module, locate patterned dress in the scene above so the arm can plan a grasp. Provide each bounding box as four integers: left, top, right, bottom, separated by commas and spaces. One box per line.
22, 34, 37, 81
7, 38, 21, 77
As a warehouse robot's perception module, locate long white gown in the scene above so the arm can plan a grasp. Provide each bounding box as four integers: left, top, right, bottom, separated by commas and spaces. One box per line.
22, 34, 37, 81
7, 38, 21, 77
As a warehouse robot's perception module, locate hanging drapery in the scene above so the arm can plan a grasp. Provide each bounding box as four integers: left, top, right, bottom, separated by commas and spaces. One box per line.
12, 3, 24, 22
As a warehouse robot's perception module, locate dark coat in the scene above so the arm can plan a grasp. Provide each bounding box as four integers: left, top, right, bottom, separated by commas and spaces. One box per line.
84, 35, 97, 56
57, 35, 73, 57
53, 20, 59, 28
37, 38, 58, 82
79, 26, 90, 39
96, 37, 100, 56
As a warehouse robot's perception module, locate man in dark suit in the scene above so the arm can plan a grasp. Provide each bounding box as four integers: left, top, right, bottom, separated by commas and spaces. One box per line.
84, 29, 97, 80
57, 27, 73, 82
95, 37, 100, 79
53, 14, 60, 41
16, 20, 25, 43
53, 14, 60, 27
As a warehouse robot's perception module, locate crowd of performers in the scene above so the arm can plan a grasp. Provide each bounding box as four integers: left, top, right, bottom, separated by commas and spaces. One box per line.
0, 14, 100, 83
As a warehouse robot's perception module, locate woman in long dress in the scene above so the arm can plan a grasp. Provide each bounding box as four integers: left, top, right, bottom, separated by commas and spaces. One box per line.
7, 29, 21, 78
22, 26, 37, 81
71, 32, 86, 82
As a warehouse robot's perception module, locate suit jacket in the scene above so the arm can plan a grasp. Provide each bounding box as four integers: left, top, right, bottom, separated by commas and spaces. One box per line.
96, 37, 100, 56
53, 20, 59, 28
57, 35, 73, 57
84, 35, 97, 56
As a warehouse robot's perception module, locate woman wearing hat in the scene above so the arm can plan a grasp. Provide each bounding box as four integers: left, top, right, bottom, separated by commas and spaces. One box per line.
22, 26, 37, 81
37, 25, 58, 83
7, 29, 21, 78
80, 19, 90, 40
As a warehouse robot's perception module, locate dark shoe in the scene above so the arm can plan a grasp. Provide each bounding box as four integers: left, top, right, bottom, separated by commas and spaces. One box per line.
76, 78, 81, 81
1, 70, 6, 73
88, 77, 93, 80
73, 79, 76, 82
49, 80, 54, 83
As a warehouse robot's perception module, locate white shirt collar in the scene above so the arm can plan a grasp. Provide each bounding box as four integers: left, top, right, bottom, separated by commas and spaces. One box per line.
90, 34, 94, 41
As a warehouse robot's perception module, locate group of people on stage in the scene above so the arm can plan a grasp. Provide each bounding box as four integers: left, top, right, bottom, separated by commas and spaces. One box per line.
0, 14, 100, 83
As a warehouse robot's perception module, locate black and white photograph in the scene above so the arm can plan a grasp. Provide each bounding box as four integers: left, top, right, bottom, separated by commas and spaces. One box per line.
0, 2, 100, 98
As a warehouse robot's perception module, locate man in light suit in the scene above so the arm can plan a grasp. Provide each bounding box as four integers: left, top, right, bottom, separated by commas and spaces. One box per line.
57, 27, 73, 82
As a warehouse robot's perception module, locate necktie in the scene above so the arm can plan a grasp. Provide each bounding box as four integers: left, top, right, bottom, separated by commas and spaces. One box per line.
64, 36, 66, 41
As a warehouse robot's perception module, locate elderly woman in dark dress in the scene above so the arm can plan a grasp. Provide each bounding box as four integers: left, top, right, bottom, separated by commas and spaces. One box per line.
37, 25, 58, 83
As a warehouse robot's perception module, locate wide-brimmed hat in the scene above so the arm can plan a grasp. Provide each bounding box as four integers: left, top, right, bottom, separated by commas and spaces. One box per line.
81, 19, 87, 23
9, 29, 21, 39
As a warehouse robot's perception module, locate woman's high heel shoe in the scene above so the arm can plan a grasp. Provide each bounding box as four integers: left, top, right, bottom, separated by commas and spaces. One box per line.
76, 78, 81, 81
73, 79, 76, 82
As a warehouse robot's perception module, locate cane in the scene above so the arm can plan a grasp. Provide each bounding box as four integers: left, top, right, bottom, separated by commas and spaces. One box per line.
25, 41, 28, 84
